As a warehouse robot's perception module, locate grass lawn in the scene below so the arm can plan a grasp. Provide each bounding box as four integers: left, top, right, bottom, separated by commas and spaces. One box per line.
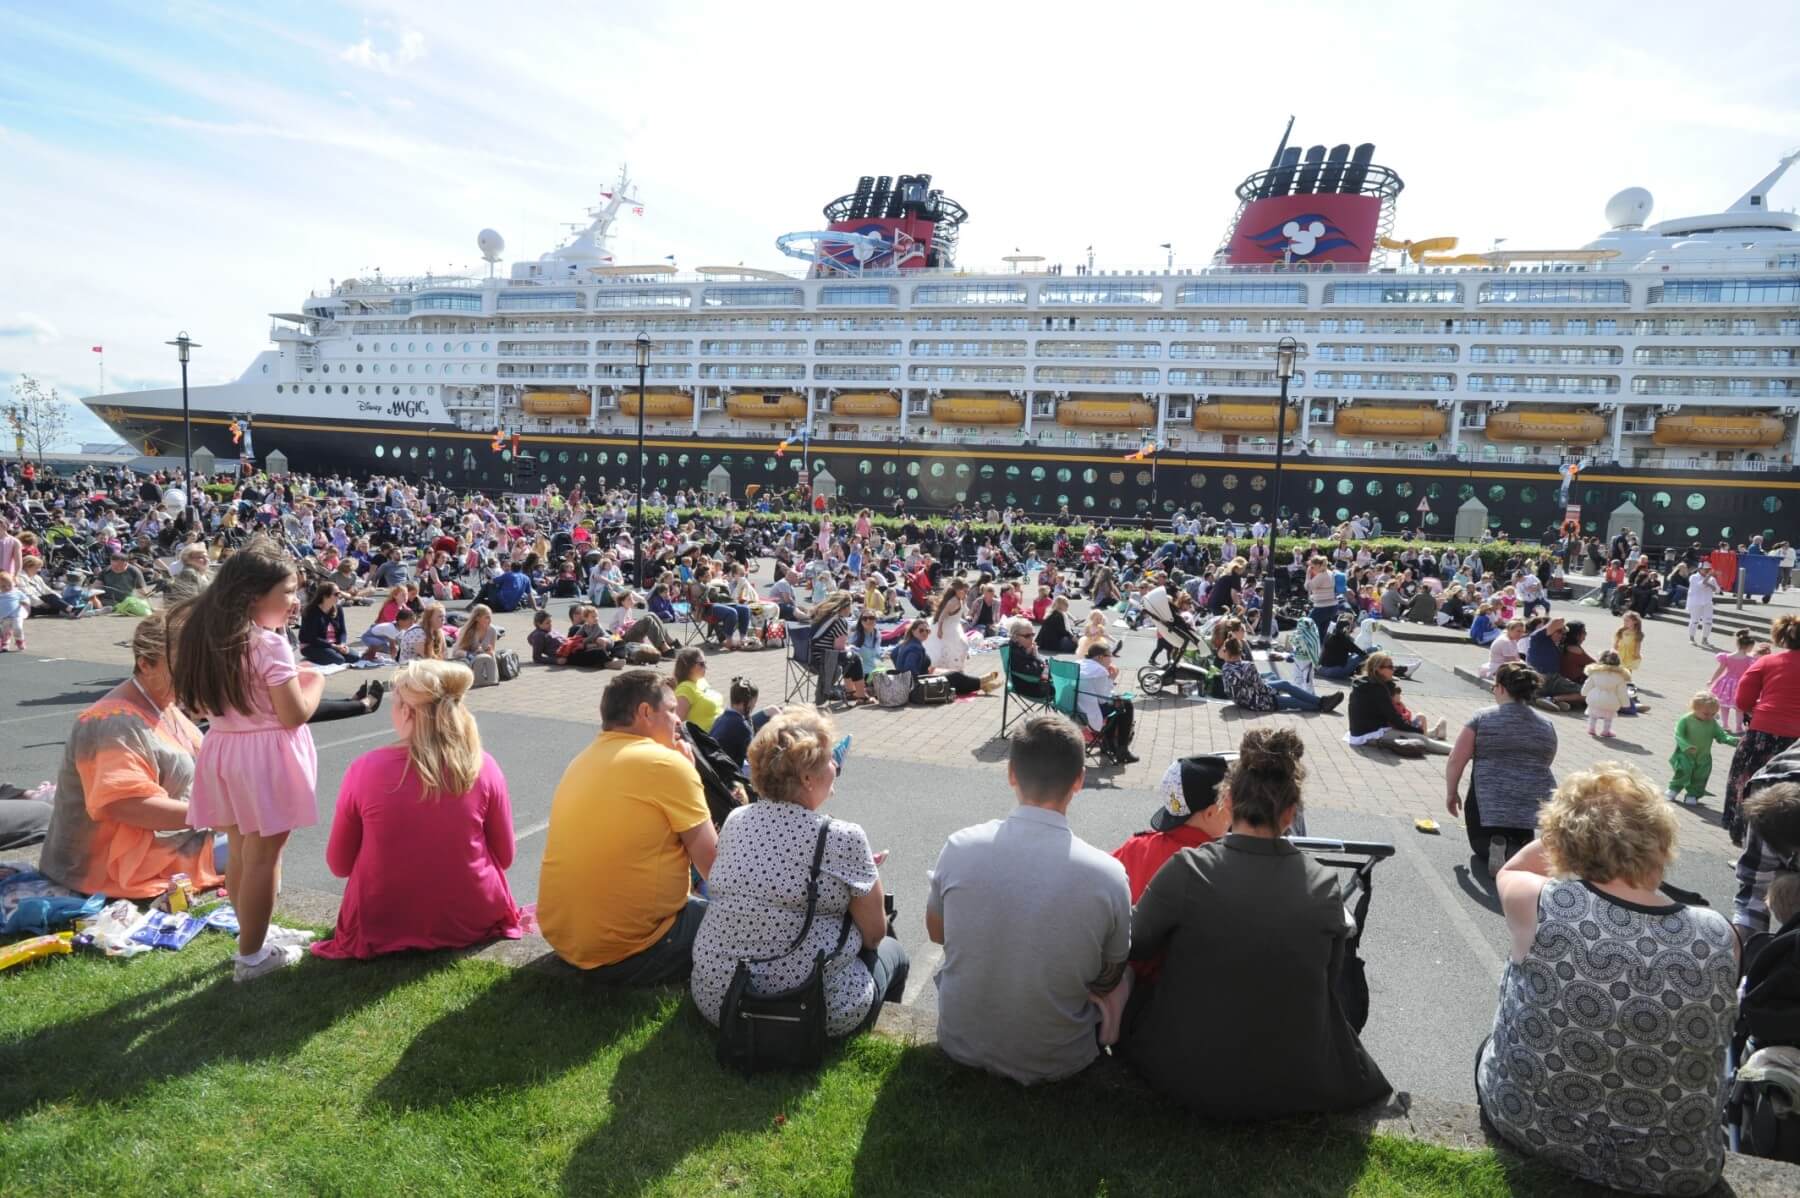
1, 936, 1584, 1197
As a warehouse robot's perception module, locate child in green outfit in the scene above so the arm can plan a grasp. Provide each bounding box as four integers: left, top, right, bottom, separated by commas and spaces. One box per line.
1667, 691, 1740, 808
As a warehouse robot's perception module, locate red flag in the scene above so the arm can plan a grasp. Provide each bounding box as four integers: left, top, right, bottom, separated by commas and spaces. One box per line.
632, 206, 644, 216
91, 345, 103, 353
510, 433, 521, 456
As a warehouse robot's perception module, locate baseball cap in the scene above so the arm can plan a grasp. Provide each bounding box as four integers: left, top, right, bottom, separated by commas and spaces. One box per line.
1150, 753, 1236, 832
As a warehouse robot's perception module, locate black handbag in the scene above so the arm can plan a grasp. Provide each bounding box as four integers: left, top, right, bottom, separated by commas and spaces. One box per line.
715, 821, 852, 1074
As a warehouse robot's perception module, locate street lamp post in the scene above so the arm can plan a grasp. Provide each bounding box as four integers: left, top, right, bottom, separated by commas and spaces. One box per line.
165, 332, 200, 501
634, 331, 650, 588
1265, 336, 1298, 639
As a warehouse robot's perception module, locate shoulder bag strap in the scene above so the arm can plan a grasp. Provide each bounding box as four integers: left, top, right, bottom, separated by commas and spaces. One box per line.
742, 819, 832, 965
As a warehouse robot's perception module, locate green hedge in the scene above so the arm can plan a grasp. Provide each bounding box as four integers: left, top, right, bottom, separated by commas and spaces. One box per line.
655, 506, 1546, 572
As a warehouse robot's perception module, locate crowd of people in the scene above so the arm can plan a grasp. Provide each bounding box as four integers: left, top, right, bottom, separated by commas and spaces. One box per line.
5, 458, 1800, 1193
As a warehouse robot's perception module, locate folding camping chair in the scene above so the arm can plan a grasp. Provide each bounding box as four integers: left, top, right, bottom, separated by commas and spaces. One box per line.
1048, 658, 1111, 764
783, 621, 818, 703
997, 643, 1054, 738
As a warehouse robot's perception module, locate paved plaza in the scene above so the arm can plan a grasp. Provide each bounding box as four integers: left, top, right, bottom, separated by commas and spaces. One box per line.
3, 568, 1790, 1105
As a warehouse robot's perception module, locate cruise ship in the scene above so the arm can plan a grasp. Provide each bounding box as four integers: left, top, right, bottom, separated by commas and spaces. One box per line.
85, 134, 1800, 547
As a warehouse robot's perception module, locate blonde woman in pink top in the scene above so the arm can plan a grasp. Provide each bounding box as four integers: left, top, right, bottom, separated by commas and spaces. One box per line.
312, 659, 522, 960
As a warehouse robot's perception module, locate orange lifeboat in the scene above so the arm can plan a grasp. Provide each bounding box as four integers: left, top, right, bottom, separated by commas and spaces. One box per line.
1652, 414, 1786, 448
1483, 411, 1605, 444
1332, 406, 1448, 439
831, 392, 901, 418
1055, 399, 1156, 428
933, 396, 1024, 425
521, 391, 589, 416
725, 392, 807, 420
1191, 402, 1299, 435
619, 391, 692, 418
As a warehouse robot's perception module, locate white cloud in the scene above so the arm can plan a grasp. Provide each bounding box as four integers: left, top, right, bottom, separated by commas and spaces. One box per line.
338, 29, 425, 74
0, 313, 58, 343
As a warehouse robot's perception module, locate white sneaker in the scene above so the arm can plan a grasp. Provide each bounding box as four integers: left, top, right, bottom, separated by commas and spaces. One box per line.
1486, 839, 1509, 876
263, 924, 317, 948
1682, 794, 1699, 808
1666, 788, 1681, 803
233, 943, 304, 983
1429, 718, 1448, 740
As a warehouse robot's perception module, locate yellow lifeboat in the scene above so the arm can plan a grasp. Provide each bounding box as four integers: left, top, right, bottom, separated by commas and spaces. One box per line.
933, 396, 1024, 425
619, 391, 692, 418
1055, 399, 1156, 428
521, 391, 590, 416
1333, 406, 1448, 439
831, 392, 901, 418
726, 392, 807, 420
1483, 411, 1606, 444
1652, 414, 1786, 448
1191, 403, 1299, 435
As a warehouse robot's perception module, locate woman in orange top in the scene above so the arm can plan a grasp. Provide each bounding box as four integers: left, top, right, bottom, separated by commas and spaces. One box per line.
37, 612, 226, 898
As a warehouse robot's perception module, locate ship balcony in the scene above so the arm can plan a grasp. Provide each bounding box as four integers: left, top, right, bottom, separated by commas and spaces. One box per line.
495, 364, 588, 378
1464, 378, 1620, 395
1309, 374, 1456, 393
1629, 380, 1794, 399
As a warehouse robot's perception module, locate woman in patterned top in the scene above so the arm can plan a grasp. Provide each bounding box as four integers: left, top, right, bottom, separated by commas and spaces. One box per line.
688, 708, 908, 1038
1478, 763, 1737, 1197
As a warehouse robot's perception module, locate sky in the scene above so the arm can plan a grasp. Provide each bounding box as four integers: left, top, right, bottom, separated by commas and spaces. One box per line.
1, 0, 1796, 448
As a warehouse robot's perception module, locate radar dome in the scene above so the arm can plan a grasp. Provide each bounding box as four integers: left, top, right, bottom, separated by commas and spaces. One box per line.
1605, 187, 1653, 230
478, 228, 505, 260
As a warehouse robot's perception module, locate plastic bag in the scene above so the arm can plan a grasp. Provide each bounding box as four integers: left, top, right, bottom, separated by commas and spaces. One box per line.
78, 899, 154, 958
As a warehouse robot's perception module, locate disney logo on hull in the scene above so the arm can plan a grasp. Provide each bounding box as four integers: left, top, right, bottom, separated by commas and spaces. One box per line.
1225, 193, 1380, 266
356, 398, 434, 419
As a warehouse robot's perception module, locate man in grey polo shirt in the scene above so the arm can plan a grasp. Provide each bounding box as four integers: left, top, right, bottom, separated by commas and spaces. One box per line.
925, 713, 1132, 1083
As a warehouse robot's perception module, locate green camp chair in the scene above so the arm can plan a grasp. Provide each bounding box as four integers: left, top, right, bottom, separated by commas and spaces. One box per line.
998, 643, 1053, 738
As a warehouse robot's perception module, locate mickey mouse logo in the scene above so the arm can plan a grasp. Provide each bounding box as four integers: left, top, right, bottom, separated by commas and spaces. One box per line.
1281, 219, 1327, 256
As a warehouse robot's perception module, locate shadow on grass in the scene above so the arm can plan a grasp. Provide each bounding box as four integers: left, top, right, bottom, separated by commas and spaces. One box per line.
366, 967, 670, 1111
0, 951, 454, 1121
559, 1003, 823, 1195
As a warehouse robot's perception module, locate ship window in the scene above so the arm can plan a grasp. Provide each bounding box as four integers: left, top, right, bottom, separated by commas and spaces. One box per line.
497, 292, 583, 312
906, 461, 921, 477
1326, 283, 1462, 304
409, 446, 419, 459
1763, 496, 1782, 513
425, 342, 434, 352
1082, 496, 1096, 509
1336, 479, 1353, 495
428, 447, 437, 458
979, 464, 996, 480
1719, 526, 1732, 541
308, 385, 316, 393
355, 364, 362, 373
408, 343, 416, 352
1653, 278, 1800, 304
1478, 280, 1629, 304
1191, 472, 1207, 489
1081, 469, 1097, 485
1108, 470, 1124, 484
930, 462, 945, 478
1005, 465, 1021, 479
1488, 484, 1506, 503
275, 385, 283, 394
409, 386, 417, 395
702, 286, 804, 308
374, 445, 384, 458
1394, 480, 1413, 498
1177, 283, 1306, 305
1652, 491, 1672, 508
1310, 478, 1325, 494
1223, 474, 1238, 490
955, 464, 971, 479
261, 363, 269, 373
1366, 480, 1383, 496
1136, 470, 1151, 486
1686, 493, 1706, 511
1519, 486, 1537, 504
1040, 282, 1163, 305
357, 385, 365, 394
355, 344, 363, 352
462, 342, 471, 352
858, 459, 872, 474
1057, 494, 1070, 508
912, 283, 1028, 306
1056, 468, 1072, 483
819, 285, 896, 306
1685, 526, 1701, 538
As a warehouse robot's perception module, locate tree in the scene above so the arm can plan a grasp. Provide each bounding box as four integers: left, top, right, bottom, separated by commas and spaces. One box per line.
5, 375, 69, 465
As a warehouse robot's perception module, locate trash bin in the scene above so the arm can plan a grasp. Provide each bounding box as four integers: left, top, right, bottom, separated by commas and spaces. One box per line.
1739, 552, 1779, 602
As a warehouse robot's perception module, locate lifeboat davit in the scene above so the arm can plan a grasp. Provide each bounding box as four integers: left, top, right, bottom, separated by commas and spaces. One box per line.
1192, 402, 1299, 435
1483, 411, 1606, 444
725, 392, 807, 420
520, 391, 590, 416
619, 391, 692, 418
830, 392, 901, 418
933, 396, 1024, 425
1652, 414, 1786, 448
1055, 399, 1156, 428
1332, 406, 1448, 439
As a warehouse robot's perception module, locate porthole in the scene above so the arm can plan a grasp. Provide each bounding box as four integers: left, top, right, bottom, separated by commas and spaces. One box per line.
1136, 470, 1151, 486
1006, 465, 1021, 480
275, 385, 284, 394
1396, 512, 1411, 525
425, 365, 434, 375
356, 344, 363, 352
1395, 480, 1414, 498
338, 364, 346, 373
1310, 478, 1325, 494
409, 446, 419, 459
1221, 502, 1235, 515
355, 364, 363, 374
409, 386, 417, 395
1519, 486, 1537, 504
1427, 482, 1443, 500
906, 461, 921, 477
392, 446, 402, 459
765, 458, 776, 472
462, 341, 471, 352
1030, 466, 1047, 482
390, 365, 398, 374
308, 384, 316, 393
1109, 471, 1125, 485
1056, 468, 1072, 483
389, 342, 397, 352
1081, 468, 1097, 485
955, 463, 971, 479
1762, 495, 1783, 513
481, 342, 490, 352
980, 464, 996, 479
428, 447, 437, 458
374, 445, 385, 458
408, 343, 416, 352
678, 454, 689, 467
261, 363, 269, 374
1720, 526, 1732, 541
1336, 479, 1353, 496
883, 461, 897, 475
539, 450, 551, 463
1108, 497, 1122, 510
358, 385, 365, 394
1652, 491, 1672, 509
407, 364, 415, 374
906, 487, 918, 500
425, 342, 434, 352
1685, 525, 1700, 538
1685, 493, 1706, 511
1249, 503, 1263, 517
1617, 490, 1637, 505
1081, 495, 1096, 509
1222, 474, 1238, 490
1057, 494, 1070, 508
1424, 512, 1440, 527
1458, 484, 1475, 502
859, 459, 873, 474
1366, 480, 1384, 497
559, 451, 570, 463
1487, 484, 1507, 503
1190, 472, 1206, 489
1250, 475, 1267, 491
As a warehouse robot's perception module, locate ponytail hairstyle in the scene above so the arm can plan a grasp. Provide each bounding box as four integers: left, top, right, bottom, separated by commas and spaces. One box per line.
416, 604, 447, 659
1226, 728, 1306, 832
172, 536, 296, 718
391, 659, 482, 798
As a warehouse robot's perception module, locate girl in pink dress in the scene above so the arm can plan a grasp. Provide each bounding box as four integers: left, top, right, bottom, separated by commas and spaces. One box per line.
1707, 628, 1758, 734
313, 659, 521, 959
175, 538, 322, 983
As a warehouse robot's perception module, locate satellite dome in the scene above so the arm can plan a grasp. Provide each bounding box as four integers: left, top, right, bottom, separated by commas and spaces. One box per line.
477, 228, 505, 261
1604, 187, 1653, 230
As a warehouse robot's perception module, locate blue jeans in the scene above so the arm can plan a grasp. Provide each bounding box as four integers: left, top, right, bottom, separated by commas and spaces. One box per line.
573, 895, 708, 986
1266, 679, 1323, 712
1316, 650, 1366, 680
1310, 605, 1339, 638
854, 937, 911, 1034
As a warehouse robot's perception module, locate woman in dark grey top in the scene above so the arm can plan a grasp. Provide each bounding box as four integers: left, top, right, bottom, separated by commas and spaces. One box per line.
1122, 728, 1390, 1118
1446, 661, 1558, 868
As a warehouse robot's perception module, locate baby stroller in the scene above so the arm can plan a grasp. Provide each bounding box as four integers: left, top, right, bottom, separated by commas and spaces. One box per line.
1724, 913, 1800, 1163
1290, 836, 1396, 1033
1135, 599, 1210, 698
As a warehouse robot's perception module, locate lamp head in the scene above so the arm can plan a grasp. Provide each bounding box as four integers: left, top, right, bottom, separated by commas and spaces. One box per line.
1274, 336, 1298, 380
634, 331, 651, 368
165, 331, 200, 363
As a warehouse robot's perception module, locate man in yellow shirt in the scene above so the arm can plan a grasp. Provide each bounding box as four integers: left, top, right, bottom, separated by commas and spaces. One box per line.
538, 669, 719, 983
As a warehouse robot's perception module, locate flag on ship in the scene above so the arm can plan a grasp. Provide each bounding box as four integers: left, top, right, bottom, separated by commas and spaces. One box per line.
91, 345, 103, 353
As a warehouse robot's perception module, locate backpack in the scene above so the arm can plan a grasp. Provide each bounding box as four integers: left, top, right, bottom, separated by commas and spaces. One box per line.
469, 654, 500, 688
495, 648, 521, 682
